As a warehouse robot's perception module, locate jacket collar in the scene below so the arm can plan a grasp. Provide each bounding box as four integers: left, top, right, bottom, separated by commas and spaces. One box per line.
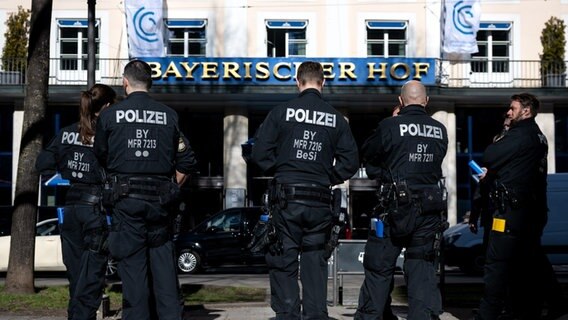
299, 88, 323, 98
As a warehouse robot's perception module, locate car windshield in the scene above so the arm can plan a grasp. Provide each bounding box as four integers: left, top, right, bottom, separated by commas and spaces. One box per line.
37, 221, 59, 236
206, 211, 241, 232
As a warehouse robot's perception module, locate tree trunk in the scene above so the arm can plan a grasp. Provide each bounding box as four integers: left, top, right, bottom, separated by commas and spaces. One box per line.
3, 0, 52, 294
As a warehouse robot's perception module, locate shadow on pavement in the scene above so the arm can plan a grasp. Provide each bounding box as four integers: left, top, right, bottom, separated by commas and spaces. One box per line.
182, 305, 225, 320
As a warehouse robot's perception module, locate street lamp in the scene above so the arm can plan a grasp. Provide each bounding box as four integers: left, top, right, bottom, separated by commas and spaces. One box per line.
87, 0, 96, 88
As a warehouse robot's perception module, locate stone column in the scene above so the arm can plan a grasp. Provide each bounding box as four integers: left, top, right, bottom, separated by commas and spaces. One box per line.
223, 106, 248, 208
431, 104, 458, 226
12, 106, 23, 205
536, 102, 555, 173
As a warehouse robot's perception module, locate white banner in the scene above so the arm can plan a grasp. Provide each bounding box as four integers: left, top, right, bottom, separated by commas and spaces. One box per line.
442, 0, 481, 55
125, 0, 165, 58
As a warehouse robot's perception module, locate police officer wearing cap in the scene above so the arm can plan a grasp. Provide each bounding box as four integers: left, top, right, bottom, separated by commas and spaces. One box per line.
475, 93, 567, 320
94, 60, 197, 320
355, 80, 448, 320
36, 84, 116, 320
251, 61, 359, 319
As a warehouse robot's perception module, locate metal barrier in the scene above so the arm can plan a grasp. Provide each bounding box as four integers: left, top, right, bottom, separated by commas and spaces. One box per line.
331, 239, 367, 306
330, 238, 447, 307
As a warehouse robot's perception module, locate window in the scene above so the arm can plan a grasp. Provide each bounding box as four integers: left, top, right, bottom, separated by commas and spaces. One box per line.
207, 211, 241, 232
266, 20, 307, 57
166, 19, 207, 57
455, 107, 507, 218
57, 19, 100, 71
366, 21, 407, 58
0, 108, 13, 205
471, 22, 512, 73
555, 109, 568, 172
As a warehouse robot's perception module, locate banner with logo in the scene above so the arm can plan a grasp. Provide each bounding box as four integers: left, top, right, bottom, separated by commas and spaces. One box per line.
442, 0, 481, 55
125, 0, 165, 58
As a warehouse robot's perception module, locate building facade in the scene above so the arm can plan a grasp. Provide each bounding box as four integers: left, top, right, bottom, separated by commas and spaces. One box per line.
1, 0, 568, 235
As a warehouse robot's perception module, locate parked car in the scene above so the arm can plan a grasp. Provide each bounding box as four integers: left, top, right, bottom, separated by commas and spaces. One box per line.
174, 206, 266, 274
443, 173, 568, 275
0, 217, 117, 277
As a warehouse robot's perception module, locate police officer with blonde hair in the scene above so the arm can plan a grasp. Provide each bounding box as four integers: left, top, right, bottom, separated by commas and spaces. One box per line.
356, 80, 448, 320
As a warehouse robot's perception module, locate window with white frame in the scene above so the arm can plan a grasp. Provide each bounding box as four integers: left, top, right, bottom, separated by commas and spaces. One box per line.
366, 21, 407, 58
57, 19, 100, 71
266, 20, 307, 57
471, 22, 512, 73
166, 19, 207, 57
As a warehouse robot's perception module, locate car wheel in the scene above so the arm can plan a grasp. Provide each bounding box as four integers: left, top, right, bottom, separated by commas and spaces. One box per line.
106, 257, 118, 278
177, 249, 201, 274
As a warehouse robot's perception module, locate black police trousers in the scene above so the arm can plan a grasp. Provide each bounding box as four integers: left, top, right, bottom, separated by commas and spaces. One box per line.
355, 214, 442, 320
477, 231, 544, 320
108, 197, 182, 320
476, 200, 558, 320
475, 187, 567, 320
265, 201, 332, 320
60, 202, 108, 320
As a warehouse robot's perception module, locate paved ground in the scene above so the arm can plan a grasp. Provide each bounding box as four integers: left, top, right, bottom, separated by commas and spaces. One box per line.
2, 297, 568, 320
0, 303, 463, 320
2, 269, 568, 320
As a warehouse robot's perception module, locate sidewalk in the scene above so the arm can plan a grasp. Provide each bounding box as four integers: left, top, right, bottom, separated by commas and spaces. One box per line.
180, 302, 463, 320
3, 302, 568, 320
0, 302, 462, 320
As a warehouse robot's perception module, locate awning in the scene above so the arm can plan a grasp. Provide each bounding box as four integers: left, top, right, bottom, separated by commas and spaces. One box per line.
166, 19, 207, 28
366, 21, 407, 30
265, 20, 307, 29
57, 19, 99, 28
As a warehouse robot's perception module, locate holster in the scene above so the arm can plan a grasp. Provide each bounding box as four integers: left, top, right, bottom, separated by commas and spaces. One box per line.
490, 182, 519, 213
102, 182, 116, 207
87, 226, 109, 254
268, 181, 287, 209
394, 180, 410, 205
324, 189, 346, 259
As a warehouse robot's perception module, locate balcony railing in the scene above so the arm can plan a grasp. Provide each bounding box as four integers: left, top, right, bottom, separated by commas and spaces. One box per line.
0, 57, 566, 88
0, 58, 127, 86
437, 59, 567, 88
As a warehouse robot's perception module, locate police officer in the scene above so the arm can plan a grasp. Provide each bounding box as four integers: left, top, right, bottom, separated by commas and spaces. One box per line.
363, 103, 403, 320
475, 93, 566, 320
36, 84, 116, 320
468, 118, 510, 267
251, 61, 359, 319
94, 60, 197, 320
355, 80, 448, 320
